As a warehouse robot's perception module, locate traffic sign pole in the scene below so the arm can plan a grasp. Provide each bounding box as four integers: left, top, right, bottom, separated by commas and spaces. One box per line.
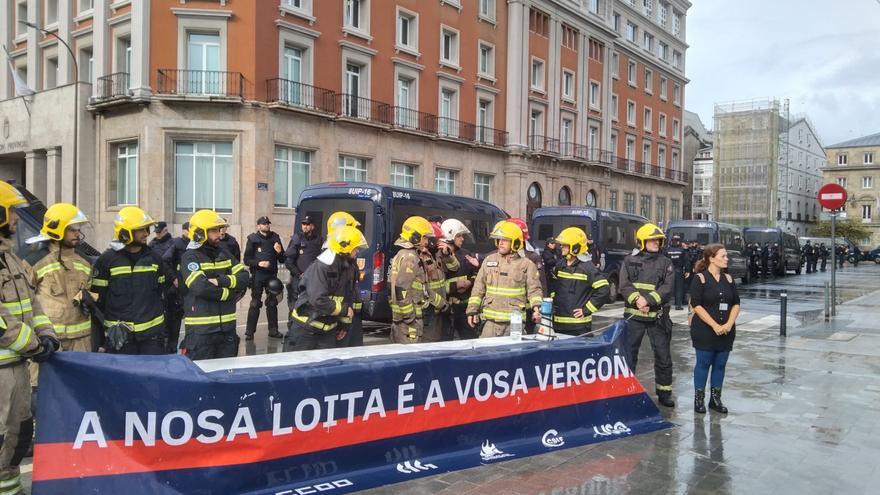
818, 183, 846, 319
831, 211, 836, 316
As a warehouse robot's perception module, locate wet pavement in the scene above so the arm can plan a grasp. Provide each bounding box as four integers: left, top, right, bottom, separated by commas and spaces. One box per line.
18, 264, 880, 494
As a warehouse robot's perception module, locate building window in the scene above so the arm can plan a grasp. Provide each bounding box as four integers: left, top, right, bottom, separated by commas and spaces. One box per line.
626, 22, 637, 43
625, 136, 635, 160
396, 76, 414, 111
529, 8, 550, 36
627, 101, 636, 126
439, 87, 459, 136
562, 25, 578, 50
863, 204, 872, 221
390, 162, 416, 188
612, 12, 620, 31
673, 83, 681, 105
644, 68, 653, 93
673, 11, 682, 37
659, 2, 668, 26
478, 42, 494, 77
479, 0, 496, 22
863, 176, 874, 189
589, 81, 600, 108
589, 126, 599, 152
658, 146, 666, 167
672, 150, 679, 170
283, 0, 312, 13
642, 32, 654, 52
477, 98, 493, 139
561, 118, 573, 146
628, 61, 637, 86
656, 197, 666, 224
175, 142, 233, 213
563, 71, 575, 100
338, 155, 368, 181
644, 107, 652, 132
642, 142, 651, 163
441, 27, 460, 66
672, 50, 682, 69
186, 33, 221, 93
589, 0, 600, 14
80, 0, 93, 13
45, 57, 58, 89
609, 190, 618, 211
659, 77, 668, 100
672, 119, 680, 141
111, 142, 138, 206
80, 47, 94, 84
837, 154, 848, 165
658, 113, 667, 136
474, 174, 493, 201
558, 186, 572, 206
435, 168, 457, 194
865, 152, 874, 164
658, 41, 669, 61
274, 146, 311, 208
15, 1, 27, 36
836, 177, 846, 187
531, 58, 545, 91
397, 9, 417, 51
529, 109, 543, 138
344, 0, 366, 31
670, 199, 680, 220
611, 94, 619, 121
610, 132, 618, 154
611, 52, 620, 78
280, 46, 304, 103
624, 192, 636, 214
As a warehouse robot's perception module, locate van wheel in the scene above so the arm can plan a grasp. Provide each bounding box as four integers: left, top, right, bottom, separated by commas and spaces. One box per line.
874, 257, 880, 264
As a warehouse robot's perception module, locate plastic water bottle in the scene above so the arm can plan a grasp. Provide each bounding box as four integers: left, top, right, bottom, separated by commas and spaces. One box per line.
510, 310, 523, 341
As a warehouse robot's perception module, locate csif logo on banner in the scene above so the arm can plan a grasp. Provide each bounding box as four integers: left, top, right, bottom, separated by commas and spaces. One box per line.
396, 460, 438, 475
541, 429, 565, 448
274, 479, 353, 495
479, 440, 514, 462
592, 422, 632, 437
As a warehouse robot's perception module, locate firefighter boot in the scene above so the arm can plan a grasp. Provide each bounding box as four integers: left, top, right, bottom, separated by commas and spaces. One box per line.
656, 389, 675, 408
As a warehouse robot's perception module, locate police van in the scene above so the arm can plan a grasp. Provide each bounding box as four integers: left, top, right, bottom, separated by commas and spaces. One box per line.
666, 220, 749, 283
529, 207, 648, 300
294, 182, 507, 322
743, 227, 803, 275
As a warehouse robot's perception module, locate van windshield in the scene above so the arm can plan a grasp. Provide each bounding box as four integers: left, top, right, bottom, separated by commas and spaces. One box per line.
390, 205, 498, 254
532, 216, 594, 246
744, 231, 779, 245
297, 198, 375, 241
668, 227, 713, 245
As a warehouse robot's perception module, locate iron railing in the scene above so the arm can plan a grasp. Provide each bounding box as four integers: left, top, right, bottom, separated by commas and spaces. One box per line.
157, 69, 245, 97
475, 126, 508, 147
96, 72, 130, 99
266, 78, 335, 112
528, 135, 560, 154
432, 117, 477, 141
613, 155, 689, 182
392, 107, 437, 133
333, 93, 391, 124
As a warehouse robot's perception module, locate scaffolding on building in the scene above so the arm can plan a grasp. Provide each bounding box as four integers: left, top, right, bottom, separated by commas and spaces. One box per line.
713, 98, 790, 228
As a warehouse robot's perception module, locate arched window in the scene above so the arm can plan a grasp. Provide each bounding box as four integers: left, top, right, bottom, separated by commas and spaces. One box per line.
558, 186, 572, 206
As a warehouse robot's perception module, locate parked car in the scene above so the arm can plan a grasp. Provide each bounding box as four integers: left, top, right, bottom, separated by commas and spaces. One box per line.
743, 227, 803, 275
294, 182, 507, 322
666, 220, 750, 284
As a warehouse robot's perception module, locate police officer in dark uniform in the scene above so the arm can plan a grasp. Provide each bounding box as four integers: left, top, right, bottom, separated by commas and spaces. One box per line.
161, 222, 190, 353
837, 244, 846, 268
244, 216, 285, 340
760, 242, 770, 278
770, 243, 781, 275
284, 216, 323, 308
819, 243, 828, 272
219, 225, 241, 263
665, 235, 689, 310
620, 223, 676, 407
802, 241, 815, 273
746, 242, 759, 279
148, 221, 174, 256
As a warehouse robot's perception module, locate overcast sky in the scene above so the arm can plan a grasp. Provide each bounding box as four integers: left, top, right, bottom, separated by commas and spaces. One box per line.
685, 0, 880, 147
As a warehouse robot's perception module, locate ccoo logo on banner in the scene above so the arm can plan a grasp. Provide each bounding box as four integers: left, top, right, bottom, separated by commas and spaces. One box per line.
32, 322, 670, 495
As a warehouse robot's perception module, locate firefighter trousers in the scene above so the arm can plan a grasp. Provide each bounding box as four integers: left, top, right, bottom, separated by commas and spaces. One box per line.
421, 307, 444, 343
627, 317, 673, 393
0, 363, 32, 495
391, 315, 422, 344
480, 320, 510, 338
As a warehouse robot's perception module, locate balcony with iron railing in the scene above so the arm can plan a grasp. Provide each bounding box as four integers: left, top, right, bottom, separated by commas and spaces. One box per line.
614, 155, 689, 183
528, 135, 560, 154
432, 116, 477, 142
95, 72, 131, 101
332, 93, 391, 125
156, 69, 246, 98
391, 107, 438, 134
474, 126, 508, 147
266, 78, 335, 113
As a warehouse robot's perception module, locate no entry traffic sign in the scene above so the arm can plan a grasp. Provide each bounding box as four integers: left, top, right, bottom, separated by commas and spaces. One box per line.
818, 183, 847, 211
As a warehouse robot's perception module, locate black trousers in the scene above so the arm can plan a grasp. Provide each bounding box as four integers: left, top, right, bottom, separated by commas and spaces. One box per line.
246, 274, 279, 336
111, 331, 165, 356
289, 322, 336, 351
673, 270, 686, 308
165, 301, 184, 353
335, 313, 364, 347
441, 303, 478, 341
627, 316, 673, 392
184, 330, 240, 360
820, 257, 827, 271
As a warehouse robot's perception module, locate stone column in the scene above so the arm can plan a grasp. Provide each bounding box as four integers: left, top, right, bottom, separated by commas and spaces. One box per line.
130, 0, 151, 98
92, 0, 110, 98
57, 0, 73, 84
45, 146, 62, 204
504, 0, 526, 149
25, 150, 47, 201
0, 0, 10, 100
26, 0, 42, 90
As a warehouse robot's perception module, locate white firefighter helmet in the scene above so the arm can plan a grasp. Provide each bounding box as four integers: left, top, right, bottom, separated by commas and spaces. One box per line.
440, 218, 471, 242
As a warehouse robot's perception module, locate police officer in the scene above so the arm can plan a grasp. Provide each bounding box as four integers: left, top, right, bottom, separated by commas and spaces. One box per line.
389, 217, 435, 344
819, 243, 828, 272
837, 244, 846, 268
284, 215, 323, 308
289, 225, 365, 351
161, 222, 189, 353
179, 211, 250, 360
466, 221, 543, 338
243, 216, 285, 340
90, 207, 167, 355
802, 241, 815, 274
542, 237, 560, 276
770, 243, 781, 275
760, 242, 770, 278
219, 224, 241, 263
149, 221, 174, 256
666, 235, 689, 310
746, 243, 759, 280
28, 203, 92, 353
550, 227, 610, 335
421, 222, 458, 343
440, 219, 480, 341
0, 181, 59, 495
619, 223, 675, 407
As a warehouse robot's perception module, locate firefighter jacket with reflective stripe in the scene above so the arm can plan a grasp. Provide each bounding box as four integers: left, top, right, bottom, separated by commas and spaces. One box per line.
549, 258, 610, 330
180, 244, 250, 334
466, 252, 543, 322
424, 249, 459, 310
619, 251, 674, 322
389, 241, 429, 322
31, 242, 91, 340
0, 237, 57, 366
292, 253, 357, 331
445, 247, 479, 304
91, 246, 167, 336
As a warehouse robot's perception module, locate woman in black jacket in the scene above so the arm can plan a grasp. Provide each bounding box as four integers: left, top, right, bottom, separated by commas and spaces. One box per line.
689, 243, 741, 414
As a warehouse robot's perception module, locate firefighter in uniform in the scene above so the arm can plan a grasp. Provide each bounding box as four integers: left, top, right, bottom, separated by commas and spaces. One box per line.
619, 223, 676, 407
289, 225, 366, 351
29, 203, 92, 352
440, 219, 479, 341
243, 216, 285, 341
389, 216, 435, 344
550, 227, 610, 336
0, 181, 59, 495
179, 211, 249, 360
90, 207, 167, 355
421, 222, 458, 343
161, 222, 189, 353
319, 212, 365, 347
466, 221, 543, 338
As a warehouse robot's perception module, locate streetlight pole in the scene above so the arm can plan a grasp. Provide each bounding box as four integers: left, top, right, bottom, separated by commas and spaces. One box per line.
21, 20, 79, 204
